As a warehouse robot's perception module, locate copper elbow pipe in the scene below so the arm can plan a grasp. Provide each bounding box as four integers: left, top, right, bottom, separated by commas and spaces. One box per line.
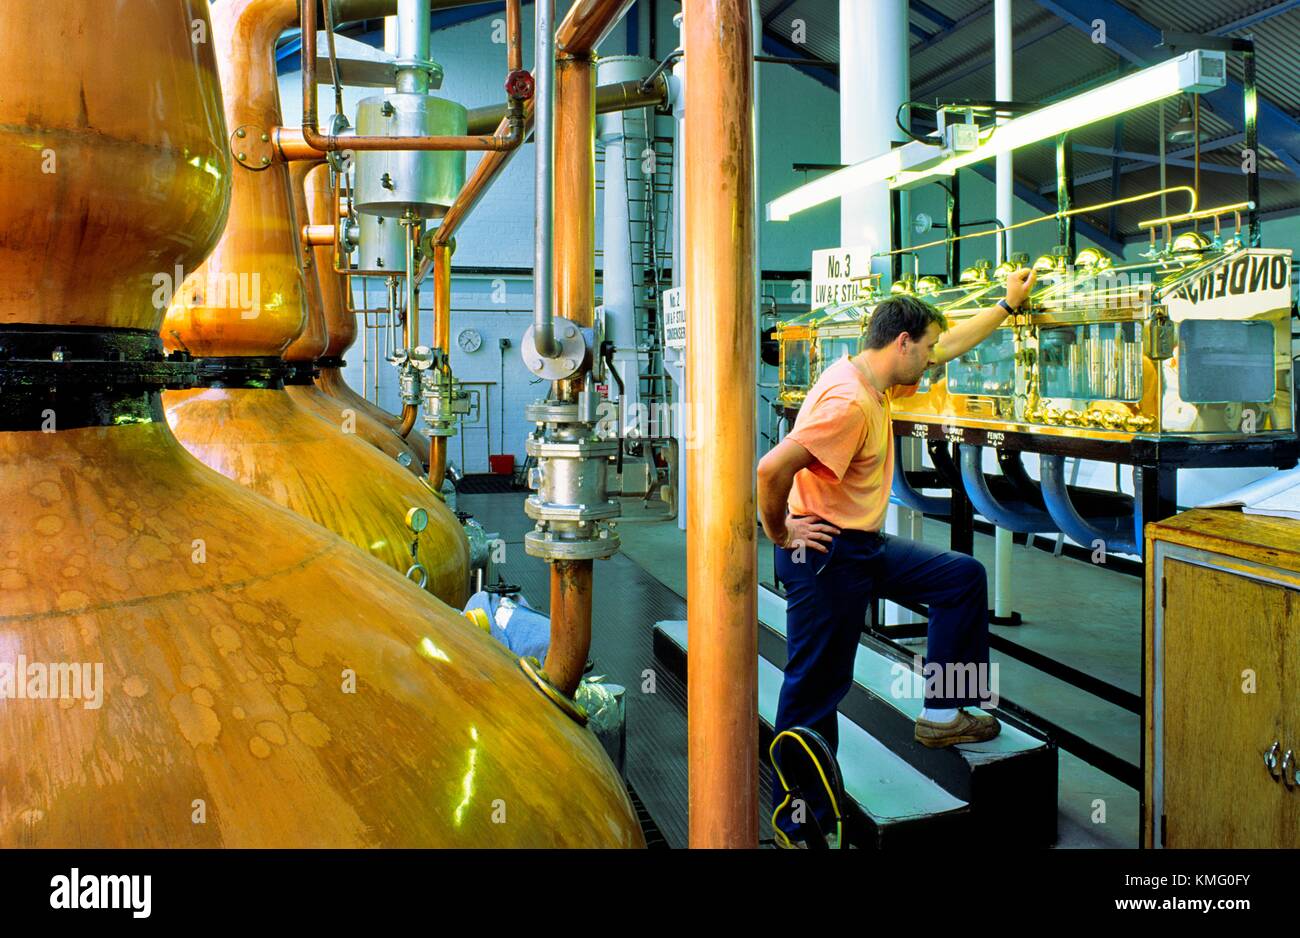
302, 0, 528, 153
556, 0, 635, 55
397, 403, 418, 438
543, 561, 593, 697
273, 126, 326, 162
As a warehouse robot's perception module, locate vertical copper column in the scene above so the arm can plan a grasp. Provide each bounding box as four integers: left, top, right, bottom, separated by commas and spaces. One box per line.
551, 52, 597, 403
685, 0, 758, 849
429, 241, 452, 489
540, 49, 598, 698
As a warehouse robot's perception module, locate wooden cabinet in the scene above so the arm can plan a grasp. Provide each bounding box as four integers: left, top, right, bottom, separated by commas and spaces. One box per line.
1145, 509, 1300, 848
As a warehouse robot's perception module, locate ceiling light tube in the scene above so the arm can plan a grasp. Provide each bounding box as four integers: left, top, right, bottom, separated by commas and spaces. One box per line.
765, 50, 1227, 219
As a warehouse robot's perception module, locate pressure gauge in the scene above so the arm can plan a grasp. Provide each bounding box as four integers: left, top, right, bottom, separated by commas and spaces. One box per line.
405, 507, 429, 534
457, 328, 483, 353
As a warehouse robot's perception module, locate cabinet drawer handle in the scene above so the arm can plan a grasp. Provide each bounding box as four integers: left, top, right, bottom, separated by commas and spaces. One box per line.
1265, 741, 1282, 779
1284, 750, 1296, 790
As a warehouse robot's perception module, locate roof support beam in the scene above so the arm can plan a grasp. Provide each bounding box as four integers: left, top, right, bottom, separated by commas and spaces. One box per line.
760, 27, 838, 91
913, 17, 1068, 99
1209, 0, 1300, 36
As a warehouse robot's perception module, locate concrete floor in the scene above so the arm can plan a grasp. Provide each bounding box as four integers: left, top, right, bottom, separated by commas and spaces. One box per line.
614, 514, 1140, 848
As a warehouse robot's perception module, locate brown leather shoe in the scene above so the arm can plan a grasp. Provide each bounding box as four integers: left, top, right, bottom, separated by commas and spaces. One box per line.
913, 708, 1002, 749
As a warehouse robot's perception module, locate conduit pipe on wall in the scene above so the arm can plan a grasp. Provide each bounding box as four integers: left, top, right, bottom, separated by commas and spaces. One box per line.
684, 0, 758, 850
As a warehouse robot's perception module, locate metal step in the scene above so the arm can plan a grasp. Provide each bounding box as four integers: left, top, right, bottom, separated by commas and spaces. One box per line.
756, 586, 1059, 846
653, 619, 972, 848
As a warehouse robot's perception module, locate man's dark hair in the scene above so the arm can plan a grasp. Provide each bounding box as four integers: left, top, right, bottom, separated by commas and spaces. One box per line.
864, 295, 948, 349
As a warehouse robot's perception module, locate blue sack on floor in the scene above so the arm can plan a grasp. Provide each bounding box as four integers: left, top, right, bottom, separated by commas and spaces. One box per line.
463, 589, 551, 661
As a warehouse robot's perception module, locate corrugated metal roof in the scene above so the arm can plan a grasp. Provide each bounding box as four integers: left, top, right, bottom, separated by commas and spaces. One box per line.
759, 0, 1300, 238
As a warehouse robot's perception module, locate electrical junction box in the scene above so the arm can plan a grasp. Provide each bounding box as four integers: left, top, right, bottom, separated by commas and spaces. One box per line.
944, 122, 981, 152
1180, 49, 1227, 93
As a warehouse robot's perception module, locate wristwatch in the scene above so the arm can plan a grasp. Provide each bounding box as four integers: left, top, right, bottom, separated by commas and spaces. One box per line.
998, 298, 1017, 314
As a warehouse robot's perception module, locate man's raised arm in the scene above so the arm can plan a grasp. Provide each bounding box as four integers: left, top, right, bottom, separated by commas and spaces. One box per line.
934, 267, 1037, 364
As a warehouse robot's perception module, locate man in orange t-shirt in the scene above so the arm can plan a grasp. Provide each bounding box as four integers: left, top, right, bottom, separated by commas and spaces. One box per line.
757, 270, 1035, 844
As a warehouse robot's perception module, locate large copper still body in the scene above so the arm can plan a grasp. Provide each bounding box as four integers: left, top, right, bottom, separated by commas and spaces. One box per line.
287, 164, 428, 477
161, 0, 467, 603
0, 0, 641, 849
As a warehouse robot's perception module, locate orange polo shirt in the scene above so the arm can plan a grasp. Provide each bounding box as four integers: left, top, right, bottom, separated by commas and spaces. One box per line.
787, 356, 917, 532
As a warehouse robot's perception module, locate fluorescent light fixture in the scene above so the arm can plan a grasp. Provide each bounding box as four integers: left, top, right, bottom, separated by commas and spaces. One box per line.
766, 149, 908, 222
765, 50, 1227, 219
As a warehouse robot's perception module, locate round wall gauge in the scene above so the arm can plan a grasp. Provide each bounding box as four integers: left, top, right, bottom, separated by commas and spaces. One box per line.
457, 328, 483, 353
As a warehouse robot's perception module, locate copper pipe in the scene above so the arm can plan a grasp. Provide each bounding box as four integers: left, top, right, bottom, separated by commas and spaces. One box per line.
273, 126, 326, 162
875, 186, 1199, 258
432, 243, 452, 367
464, 75, 665, 135
552, 53, 596, 403
544, 562, 593, 697
285, 161, 329, 363
302, 223, 335, 247
685, 0, 758, 849
426, 240, 453, 488
428, 435, 447, 491
305, 165, 354, 356
505, 0, 522, 71
302, 0, 528, 153
539, 0, 625, 703
1138, 201, 1255, 230
556, 0, 635, 54
397, 403, 418, 437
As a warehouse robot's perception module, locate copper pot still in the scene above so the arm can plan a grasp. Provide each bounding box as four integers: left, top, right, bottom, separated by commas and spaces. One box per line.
0, 0, 642, 849
287, 163, 428, 477
161, 0, 466, 601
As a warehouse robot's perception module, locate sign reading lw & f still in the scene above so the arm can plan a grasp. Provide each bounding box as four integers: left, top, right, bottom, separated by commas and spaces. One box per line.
811, 245, 874, 309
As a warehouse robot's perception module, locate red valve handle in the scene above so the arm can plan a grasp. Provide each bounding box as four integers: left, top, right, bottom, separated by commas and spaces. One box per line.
505, 69, 535, 102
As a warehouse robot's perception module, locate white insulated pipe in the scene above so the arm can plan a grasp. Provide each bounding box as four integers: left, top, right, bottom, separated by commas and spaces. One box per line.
597, 56, 656, 425
533, 0, 557, 358
394, 0, 432, 94
669, 13, 686, 531
841, 0, 916, 623
839, 0, 907, 271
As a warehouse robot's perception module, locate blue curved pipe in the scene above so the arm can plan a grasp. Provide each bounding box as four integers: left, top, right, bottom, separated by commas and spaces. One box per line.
958, 445, 1058, 533
891, 437, 951, 516
1039, 454, 1141, 556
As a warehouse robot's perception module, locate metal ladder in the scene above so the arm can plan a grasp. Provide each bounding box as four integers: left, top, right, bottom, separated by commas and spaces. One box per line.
596, 127, 675, 414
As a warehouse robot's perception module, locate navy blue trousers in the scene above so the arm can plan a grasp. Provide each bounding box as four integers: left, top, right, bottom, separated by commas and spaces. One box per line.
770, 529, 990, 833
